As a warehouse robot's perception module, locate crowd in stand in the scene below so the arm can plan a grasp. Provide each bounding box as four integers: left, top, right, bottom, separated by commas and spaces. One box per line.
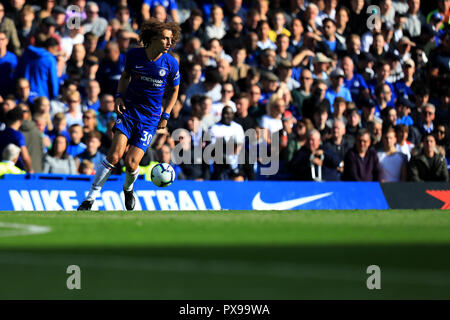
0, 0, 449, 182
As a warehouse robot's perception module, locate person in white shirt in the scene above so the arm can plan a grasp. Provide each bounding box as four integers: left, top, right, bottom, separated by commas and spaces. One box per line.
205, 5, 227, 40
211, 82, 236, 122
259, 96, 285, 135
395, 124, 414, 161
377, 127, 407, 182
208, 106, 245, 180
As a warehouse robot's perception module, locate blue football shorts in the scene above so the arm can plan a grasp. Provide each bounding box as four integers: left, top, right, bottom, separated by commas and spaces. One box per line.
113, 114, 158, 151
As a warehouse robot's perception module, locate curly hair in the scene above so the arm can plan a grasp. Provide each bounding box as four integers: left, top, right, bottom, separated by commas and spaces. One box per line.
140, 18, 181, 48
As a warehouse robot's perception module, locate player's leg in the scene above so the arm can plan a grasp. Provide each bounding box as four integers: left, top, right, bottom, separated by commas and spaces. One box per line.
78, 132, 128, 210
122, 145, 146, 210
122, 121, 157, 210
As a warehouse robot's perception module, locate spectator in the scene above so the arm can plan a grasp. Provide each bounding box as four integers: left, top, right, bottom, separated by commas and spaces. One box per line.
222, 15, 245, 55
184, 66, 222, 110
83, 2, 108, 38
269, 10, 291, 42
96, 41, 125, 95
180, 9, 206, 45
208, 106, 245, 181
408, 134, 449, 182
324, 119, 354, 177
234, 93, 257, 132
373, 83, 393, 118
284, 118, 314, 162
395, 97, 415, 126
312, 105, 332, 141
230, 47, 250, 83
367, 118, 384, 150
417, 103, 436, 136
325, 68, 353, 108
33, 112, 51, 153
211, 82, 236, 122
0, 31, 18, 99
327, 97, 347, 127
96, 94, 116, 134
260, 95, 285, 134
0, 143, 25, 176
434, 124, 450, 157
205, 5, 226, 41
173, 128, 210, 180
19, 103, 43, 172
79, 56, 100, 97
276, 60, 299, 91
142, 0, 179, 23
76, 131, 105, 168
291, 68, 313, 118
0, 3, 21, 56
46, 112, 70, 143
79, 159, 95, 175
14, 78, 38, 110
395, 124, 415, 161
343, 128, 381, 181
342, 56, 369, 105
65, 90, 83, 128
256, 20, 276, 51
318, 18, 345, 54
290, 129, 341, 181
82, 80, 101, 112
15, 37, 59, 100
43, 134, 77, 174
151, 5, 168, 23
0, 107, 33, 172
115, 5, 134, 33
302, 79, 330, 121
66, 43, 86, 83
67, 124, 86, 158
404, 0, 425, 38
223, 0, 247, 21
377, 127, 408, 182
288, 18, 304, 55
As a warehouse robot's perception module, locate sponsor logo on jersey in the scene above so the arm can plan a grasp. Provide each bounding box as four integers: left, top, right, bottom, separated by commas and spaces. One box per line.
140, 76, 163, 87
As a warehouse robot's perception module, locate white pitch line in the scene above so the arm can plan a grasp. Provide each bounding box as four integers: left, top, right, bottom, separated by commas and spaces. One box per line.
0, 222, 51, 238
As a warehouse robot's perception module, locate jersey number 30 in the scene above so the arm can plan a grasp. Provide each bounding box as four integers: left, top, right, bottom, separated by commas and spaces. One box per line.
141, 131, 152, 147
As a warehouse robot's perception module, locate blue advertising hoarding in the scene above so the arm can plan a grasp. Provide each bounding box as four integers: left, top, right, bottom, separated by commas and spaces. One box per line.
0, 176, 389, 211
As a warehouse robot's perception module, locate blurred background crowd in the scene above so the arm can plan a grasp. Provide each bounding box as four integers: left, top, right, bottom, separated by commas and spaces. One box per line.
0, 0, 449, 182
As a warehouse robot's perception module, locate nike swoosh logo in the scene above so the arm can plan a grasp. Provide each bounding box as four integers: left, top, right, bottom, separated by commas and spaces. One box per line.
252, 192, 333, 210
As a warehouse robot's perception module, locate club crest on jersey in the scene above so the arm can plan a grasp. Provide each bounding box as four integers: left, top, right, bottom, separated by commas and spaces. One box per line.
116, 119, 122, 124
159, 69, 167, 77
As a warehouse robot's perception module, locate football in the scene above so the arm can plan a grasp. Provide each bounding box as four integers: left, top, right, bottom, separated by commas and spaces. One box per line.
151, 163, 175, 187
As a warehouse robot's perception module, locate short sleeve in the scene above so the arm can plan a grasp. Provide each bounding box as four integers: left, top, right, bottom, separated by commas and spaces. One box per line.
168, 57, 180, 87
17, 132, 26, 147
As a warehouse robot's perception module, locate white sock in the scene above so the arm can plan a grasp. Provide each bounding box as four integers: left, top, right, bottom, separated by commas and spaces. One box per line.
86, 159, 115, 201
123, 167, 139, 192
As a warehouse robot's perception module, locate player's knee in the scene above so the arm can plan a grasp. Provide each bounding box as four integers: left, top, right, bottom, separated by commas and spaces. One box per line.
125, 157, 139, 172
106, 153, 121, 166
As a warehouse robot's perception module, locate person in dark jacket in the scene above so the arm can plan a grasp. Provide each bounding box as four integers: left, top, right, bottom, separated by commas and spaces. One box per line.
407, 134, 449, 182
290, 129, 341, 181
343, 128, 381, 181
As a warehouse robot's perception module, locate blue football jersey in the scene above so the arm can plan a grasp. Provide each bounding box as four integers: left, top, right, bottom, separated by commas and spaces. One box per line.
123, 48, 180, 125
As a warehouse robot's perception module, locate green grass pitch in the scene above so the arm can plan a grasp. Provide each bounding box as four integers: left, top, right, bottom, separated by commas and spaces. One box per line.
0, 210, 449, 299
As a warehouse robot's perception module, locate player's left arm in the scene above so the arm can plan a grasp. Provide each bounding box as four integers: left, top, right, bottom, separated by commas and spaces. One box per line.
157, 85, 179, 130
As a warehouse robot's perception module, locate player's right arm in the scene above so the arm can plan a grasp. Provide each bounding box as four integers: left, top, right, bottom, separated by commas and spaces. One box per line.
115, 70, 131, 115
